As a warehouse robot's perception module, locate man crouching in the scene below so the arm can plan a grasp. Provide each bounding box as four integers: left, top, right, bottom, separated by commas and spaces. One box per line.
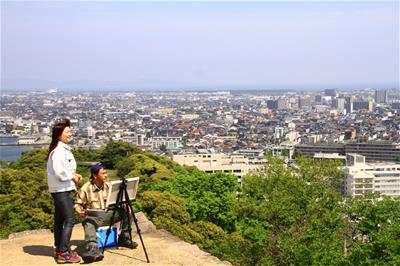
74, 163, 138, 263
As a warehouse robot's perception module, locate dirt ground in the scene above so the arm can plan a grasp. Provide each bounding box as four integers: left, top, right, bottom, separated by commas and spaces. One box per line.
0, 213, 231, 266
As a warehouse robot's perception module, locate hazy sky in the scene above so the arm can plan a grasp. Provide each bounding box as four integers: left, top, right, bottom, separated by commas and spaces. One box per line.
1, 1, 399, 89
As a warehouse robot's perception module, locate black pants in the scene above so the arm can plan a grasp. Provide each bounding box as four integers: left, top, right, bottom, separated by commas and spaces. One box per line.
51, 191, 75, 252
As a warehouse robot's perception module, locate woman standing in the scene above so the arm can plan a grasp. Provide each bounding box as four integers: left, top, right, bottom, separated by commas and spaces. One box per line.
47, 118, 82, 263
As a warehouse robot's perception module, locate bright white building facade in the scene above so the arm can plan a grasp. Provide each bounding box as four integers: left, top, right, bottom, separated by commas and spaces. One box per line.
150, 136, 183, 151
345, 154, 400, 198
172, 153, 263, 182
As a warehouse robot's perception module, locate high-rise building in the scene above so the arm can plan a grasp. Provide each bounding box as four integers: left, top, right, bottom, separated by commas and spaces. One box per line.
277, 98, 288, 110
332, 97, 346, 112
315, 95, 322, 103
344, 96, 354, 113
298, 96, 311, 109
375, 89, 387, 103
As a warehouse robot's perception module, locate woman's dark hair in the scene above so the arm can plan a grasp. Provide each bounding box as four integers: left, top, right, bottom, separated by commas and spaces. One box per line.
47, 118, 71, 159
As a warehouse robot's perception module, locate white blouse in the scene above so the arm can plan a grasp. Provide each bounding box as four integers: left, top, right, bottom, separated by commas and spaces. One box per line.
47, 141, 77, 193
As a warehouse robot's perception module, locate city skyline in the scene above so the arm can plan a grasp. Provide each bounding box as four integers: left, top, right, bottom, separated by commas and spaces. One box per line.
1, 1, 399, 90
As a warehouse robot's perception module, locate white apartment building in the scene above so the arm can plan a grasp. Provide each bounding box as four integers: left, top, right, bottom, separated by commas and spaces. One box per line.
345, 154, 400, 198
151, 136, 183, 150
172, 153, 263, 182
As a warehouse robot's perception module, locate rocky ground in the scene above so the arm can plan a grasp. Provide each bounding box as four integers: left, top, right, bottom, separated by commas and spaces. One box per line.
0, 213, 231, 266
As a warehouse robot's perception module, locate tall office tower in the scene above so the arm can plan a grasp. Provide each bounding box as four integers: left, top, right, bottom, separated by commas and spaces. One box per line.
298, 96, 311, 109
324, 88, 337, 97
375, 89, 387, 103
332, 97, 346, 112
277, 98, 288, 110
344, 96, 354, 114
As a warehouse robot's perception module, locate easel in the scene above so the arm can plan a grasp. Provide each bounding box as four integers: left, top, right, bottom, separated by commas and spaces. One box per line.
102, 178, 150, 263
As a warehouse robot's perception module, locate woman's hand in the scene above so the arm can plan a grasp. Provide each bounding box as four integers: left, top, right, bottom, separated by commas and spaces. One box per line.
72, 173, 83, 184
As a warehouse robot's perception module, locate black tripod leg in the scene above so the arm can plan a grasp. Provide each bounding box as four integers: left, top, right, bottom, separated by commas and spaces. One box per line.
123, 185, 150, 263
102, 186, 124, 254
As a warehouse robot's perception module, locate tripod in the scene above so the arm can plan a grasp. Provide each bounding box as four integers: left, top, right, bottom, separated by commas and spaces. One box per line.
102, 178, 150, 263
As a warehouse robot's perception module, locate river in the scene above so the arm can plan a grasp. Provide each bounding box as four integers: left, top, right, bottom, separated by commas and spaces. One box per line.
0, 137, 42, 162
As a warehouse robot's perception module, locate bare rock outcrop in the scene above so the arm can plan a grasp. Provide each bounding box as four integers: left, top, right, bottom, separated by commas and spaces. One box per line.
0, 212, 231, 266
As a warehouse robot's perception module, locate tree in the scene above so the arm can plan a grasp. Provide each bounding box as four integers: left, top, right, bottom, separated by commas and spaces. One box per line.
212, 232, 257, 266
73, 147, 101, 162
188, 221, 226, 250
159, 144, 167, 153
280, 149, 289, 157
151, 171, 238, 232
10, 148, 47, 170
100, 141, 141, 169
0, 168, 53, 238
139, 191, 203, 243
236, 156, 348, 265
347, 194, 400, 265
115, 154, 177, 192
296, 154, 345, 194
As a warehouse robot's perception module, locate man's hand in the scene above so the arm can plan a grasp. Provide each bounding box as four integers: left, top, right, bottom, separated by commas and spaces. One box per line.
77, 210, 87, 218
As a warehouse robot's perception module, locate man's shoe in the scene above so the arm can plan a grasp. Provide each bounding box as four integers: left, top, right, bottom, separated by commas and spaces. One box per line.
117, 238, 138, 249
81, 246, 104, 263
91, 246, 104, 261
55, 251, 81, 264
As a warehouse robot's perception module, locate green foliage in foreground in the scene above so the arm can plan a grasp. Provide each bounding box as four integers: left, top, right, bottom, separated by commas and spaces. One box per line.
346, 195, 400, 265
1, 142, 399, 266
150, 170, 238, 232
236, 157, 348, 265
0, 168, 52, 238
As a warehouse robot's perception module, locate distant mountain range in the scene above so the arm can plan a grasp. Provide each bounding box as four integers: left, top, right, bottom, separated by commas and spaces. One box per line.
1, 78, 196, 91
1, 78, 398, 91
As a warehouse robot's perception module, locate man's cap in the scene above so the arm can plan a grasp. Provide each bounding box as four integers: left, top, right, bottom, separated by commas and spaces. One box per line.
90, 163, 103, 176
